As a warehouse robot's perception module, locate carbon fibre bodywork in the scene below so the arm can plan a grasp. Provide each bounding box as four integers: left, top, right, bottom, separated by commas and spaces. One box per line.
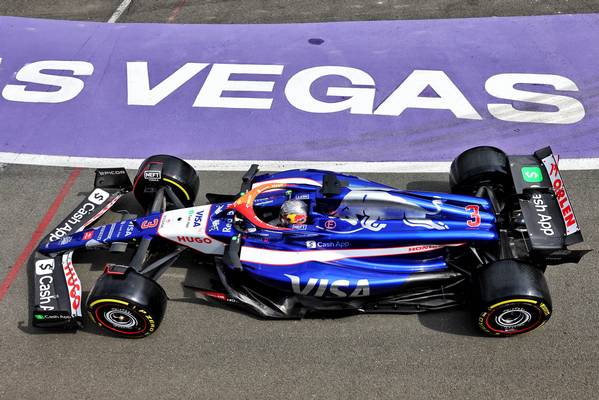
31, 147, 588, 326
40, 169, 496, 301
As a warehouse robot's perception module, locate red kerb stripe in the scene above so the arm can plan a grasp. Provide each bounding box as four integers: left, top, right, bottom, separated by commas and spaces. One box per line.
0, 168, 81, 302
167, 0, 187, 23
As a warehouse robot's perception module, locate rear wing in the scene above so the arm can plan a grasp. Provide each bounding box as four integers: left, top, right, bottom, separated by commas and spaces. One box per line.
508, 147, 588, 263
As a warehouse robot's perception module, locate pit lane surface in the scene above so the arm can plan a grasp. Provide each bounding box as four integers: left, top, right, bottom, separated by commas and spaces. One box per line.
0, 165, 597, 400
1, 1, 599, 399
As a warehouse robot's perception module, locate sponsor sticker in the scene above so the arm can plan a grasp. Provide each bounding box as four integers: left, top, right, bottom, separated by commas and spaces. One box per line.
184, 208, 194, 228
82, 231, 94, 241
222, 222, 233, 233
47, 202, 96, 242
97, 225, 106, 241
532, 193, 554, 236
408, 245, 442, 253
35, 259, 55, 276
521, 166, 543, 183
98, 170, 125, 176
214, 204, 225, 215
541, 154, 579, 235
125, 222, 135, 236
285, 274, 370, 298
105, 223, 116, 240
209, 219, 220, 232
62, 254, 81, 316
37, 268, 56, 311
176, 236, 213, 244
193, 210, 204, 228
158, 206, 226, 255
306, 240, 350, 249
88, 188, 110, 205
324, 219, 336, 230
144, 171, 161, 181
291, 224, 308, 230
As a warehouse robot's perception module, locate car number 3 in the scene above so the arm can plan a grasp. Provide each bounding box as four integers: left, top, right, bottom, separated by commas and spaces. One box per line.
465, 205, 481, 227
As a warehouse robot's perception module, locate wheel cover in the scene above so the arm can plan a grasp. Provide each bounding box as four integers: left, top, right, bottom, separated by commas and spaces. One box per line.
93, 302, 149, 336
495, 308, 532, 328
481, 299, 549, 335
104, 308, 139, 330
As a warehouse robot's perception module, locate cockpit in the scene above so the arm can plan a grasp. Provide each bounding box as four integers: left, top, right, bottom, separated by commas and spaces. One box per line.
228, 182, 317, 232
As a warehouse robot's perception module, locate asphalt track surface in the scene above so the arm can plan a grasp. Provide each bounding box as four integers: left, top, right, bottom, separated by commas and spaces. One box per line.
2, 0, 599, 22
1, 1, 599, 400
0, 165, 597, 400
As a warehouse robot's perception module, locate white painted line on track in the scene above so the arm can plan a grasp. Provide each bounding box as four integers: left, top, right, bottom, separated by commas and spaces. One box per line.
107, 0, 133, 23
1, 152, 598, 172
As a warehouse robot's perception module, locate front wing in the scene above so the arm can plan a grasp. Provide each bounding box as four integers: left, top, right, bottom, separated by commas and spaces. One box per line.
31, 168, 131, 329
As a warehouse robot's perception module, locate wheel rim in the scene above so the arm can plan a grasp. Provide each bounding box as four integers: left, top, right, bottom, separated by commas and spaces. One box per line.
104, 308, 139, 330
95, 304, 148, 336
482, 300, 548, 335
495, 307, 532, 329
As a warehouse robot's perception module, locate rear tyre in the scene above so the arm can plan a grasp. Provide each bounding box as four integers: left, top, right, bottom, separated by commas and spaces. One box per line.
474, 260, 552, 336
449, 146, 512, 196
133, 154, 199, 209
87, 269, 167, 338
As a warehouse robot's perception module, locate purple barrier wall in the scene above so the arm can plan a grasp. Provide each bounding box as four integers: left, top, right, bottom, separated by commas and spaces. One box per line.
0, 15, 597, 161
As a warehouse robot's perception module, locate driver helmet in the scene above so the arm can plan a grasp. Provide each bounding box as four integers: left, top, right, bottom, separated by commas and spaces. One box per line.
280, 200, 308, 226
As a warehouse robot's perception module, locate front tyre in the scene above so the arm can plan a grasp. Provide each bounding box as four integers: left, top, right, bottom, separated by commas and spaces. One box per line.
133, 154, 199, 209
87, 269, 167, 338
474, 260, 552, 336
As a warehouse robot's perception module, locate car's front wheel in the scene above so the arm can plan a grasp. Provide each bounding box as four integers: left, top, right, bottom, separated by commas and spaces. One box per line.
133, 154, 199, 209
87, 269, 167, 338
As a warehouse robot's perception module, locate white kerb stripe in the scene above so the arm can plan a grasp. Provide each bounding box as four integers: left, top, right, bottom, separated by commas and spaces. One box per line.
107, 0, 133, 23
0, 152, 598, 172
240, 244, 458, 266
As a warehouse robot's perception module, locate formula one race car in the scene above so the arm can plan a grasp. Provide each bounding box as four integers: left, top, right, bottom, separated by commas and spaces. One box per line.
30, 146, 589, 338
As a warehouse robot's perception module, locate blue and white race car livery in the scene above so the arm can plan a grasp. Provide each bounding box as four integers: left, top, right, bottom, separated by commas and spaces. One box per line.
31, 147, 589, 338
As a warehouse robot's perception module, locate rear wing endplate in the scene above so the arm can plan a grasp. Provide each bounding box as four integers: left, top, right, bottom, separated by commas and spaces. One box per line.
534, 147, 582, 246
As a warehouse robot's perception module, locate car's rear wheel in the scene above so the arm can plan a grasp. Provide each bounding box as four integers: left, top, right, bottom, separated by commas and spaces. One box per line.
133, 154, 199, 209
473, 260, 552, 336
449, 146, 513, 196
87, 269, 167, 338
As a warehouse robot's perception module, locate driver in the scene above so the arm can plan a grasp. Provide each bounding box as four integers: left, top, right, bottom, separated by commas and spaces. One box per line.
278, 200, 308, 227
